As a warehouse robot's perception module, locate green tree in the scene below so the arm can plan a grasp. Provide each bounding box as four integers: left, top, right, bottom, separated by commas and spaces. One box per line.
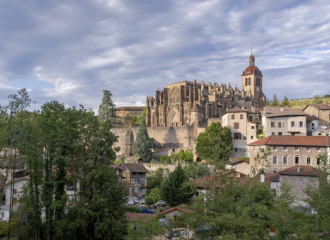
132, 117, 152, 162
147, 168, 165, 194
271, 94, 279, 106
159, 155, 171, 164
313, 95, 323, 104
195, 122, 232, 164
178, 149, 193, 162
145, 188, 160, 207
184, 162, 210, 180
160, 163, 196, 207
280, 96, 290, 107
56, 164, 127, 240
98, 90, 116, 120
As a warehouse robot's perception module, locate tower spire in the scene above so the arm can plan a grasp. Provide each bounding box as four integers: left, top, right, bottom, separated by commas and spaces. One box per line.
251, 47, 252, 55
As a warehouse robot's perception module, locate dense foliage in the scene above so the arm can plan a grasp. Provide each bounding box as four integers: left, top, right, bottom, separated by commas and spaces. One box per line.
98, 90, 116, 120
195, 122, 232, 164
132, 116, 152, 161
160, 163, 196, 207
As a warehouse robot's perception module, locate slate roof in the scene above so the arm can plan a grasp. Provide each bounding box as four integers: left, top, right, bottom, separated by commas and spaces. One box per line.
278, 165, 317, 177
249, 135, 329, 147
120, 163, 149, 173
263, 107, 306, 118
303, 104, 330, 111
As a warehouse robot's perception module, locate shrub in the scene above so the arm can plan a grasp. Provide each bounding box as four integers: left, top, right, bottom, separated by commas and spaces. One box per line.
160, 155, 171, 164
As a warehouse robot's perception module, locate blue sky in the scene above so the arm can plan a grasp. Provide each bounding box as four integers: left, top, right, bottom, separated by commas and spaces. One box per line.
0, 0, 330, 111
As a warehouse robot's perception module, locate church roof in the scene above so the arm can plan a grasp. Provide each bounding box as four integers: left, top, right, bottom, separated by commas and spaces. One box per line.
191, 104, 204, 113
242, 65, 262, 76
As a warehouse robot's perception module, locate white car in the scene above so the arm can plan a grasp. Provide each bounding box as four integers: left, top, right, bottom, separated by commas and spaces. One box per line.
155, 200, 166, 207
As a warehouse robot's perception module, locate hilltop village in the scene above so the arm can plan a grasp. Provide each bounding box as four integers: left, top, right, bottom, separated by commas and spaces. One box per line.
3, 54, 330, 239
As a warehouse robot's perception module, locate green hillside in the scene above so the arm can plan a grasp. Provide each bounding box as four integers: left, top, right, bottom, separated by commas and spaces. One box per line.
270, 95, 330, 109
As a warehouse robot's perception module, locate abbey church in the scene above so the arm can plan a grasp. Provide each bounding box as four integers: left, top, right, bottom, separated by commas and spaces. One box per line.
112, 55, 267, 160
146, 55, 266, 128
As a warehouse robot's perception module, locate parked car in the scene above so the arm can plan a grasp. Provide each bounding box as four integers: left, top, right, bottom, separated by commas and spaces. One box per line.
138, 207, 154, 214
132, 197, 139, 204
127, 201, 135, 206
136, 194, 145, 199
159, 218, 170, 227
154, 200, 166, 208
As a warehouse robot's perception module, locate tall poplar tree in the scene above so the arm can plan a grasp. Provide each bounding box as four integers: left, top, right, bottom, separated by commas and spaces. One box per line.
132, 116, 152, 161
98, 90, 116, 120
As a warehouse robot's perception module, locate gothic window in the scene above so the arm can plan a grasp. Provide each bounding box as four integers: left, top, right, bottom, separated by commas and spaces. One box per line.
248, 78, 251, 85
245, 78, 248, 85
170, 87, 180, 104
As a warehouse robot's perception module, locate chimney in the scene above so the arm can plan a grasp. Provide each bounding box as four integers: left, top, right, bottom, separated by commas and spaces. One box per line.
280, 108, 283, 112
297, 167, 302, 172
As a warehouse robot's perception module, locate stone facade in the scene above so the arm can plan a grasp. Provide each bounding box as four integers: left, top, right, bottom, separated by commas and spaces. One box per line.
146, 55, 266, 128
303, 104, 330, 134
116, 106, 144, 118
112, 55, 267, 160
249, 135, 330, 174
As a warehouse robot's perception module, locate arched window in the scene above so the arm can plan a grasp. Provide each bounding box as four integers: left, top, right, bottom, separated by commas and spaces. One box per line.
248, 78, 251, 85
245, 78, 248, 85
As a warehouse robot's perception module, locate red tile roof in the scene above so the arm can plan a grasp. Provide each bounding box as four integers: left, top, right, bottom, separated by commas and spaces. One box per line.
125, 212, 157, 222
242, 65, 262, 76
278, 165, 317, 177
249, 135, 329, 147
161, 204, 192, 214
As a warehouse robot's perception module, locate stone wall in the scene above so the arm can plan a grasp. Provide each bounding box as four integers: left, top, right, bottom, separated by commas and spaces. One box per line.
111, 125, 196, 160
280, 175, 318, 206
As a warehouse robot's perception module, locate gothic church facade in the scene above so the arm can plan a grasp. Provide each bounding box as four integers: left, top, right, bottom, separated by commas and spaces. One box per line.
146, 55, 266, 128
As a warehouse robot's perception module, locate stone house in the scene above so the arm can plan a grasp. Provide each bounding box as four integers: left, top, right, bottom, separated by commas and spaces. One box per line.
120, 163, 148, 196
277, 165, 318, 206
221, 107, 261, 157
262, 107, 309, 137
116, 106, 144, 118
249, 135, 330, 174
303, 103, 330, 135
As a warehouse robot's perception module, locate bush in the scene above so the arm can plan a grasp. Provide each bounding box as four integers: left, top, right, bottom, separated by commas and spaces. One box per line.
171, 152, 180, 163
160, 155, 171, 164
125, 206, 142, 213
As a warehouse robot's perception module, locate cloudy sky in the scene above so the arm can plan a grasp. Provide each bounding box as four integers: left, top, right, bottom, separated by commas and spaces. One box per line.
0, 0, 330, 111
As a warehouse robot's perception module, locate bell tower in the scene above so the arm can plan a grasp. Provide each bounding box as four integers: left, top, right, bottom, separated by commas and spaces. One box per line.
241, 54, 265, 108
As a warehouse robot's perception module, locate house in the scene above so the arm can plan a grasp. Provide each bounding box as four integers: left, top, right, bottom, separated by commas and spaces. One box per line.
226, 157, 251, 176
277, 165, 318, 206
249, 135, 330, 174
5, 177, 29, 209
120, 163, 149, 196
303, 103, 330, 135
161, 204, 192, 220
221, 107, 262, 157
261, 107, 308, 137
110, 164, 126, 182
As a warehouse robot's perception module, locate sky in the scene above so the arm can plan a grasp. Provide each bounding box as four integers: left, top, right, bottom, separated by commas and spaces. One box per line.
0, 0, 330, 112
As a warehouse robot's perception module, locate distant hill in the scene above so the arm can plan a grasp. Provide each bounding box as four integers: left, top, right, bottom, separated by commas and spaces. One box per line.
275, 95, 330, 109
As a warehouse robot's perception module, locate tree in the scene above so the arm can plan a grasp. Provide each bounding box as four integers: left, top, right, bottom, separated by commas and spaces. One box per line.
132, 117, 152, 162
98, 90, 116, 120
55, 164, 127, 240
271, 94, 279, 107
147, 168, 165, 194
280, 96, 290, 107
313, 95, 323, 104
159, 155, 171, 164
145, 188, 160, 207
160, 163, 196, 207
184, 162, 210, 180
178, 149, 193, 162
195, 122, 232, 164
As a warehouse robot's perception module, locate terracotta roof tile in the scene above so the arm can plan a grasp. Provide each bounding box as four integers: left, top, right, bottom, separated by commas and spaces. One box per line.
161, 204, 192, 214
249, 135, 329, 146
265, 173, 279, 182
278, 165, 317, 177
304, 104, 330, 110
263, 107, 306, 118
125, 212, 156, 222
